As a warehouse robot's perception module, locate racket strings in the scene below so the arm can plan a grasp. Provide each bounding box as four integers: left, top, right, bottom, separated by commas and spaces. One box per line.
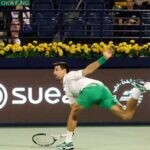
33, 134, 55, 146
32, 133, 67, 146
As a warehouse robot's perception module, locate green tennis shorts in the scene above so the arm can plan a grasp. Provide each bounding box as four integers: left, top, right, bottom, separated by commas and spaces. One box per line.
77, 83, 118, 109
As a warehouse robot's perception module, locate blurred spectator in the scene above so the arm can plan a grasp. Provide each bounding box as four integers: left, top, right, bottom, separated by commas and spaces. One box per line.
135, 0, 150, 7
118, 0, 139, 24
10, 6, 31, 45
10, 6, 21, 44
135, 0, 150, 9
137, 0, 150, 36
0, 8, 4, 42
115, 0, 140, 37
22, 7, 32, 33
0, 7, 7, 42
141, 0, 150, 9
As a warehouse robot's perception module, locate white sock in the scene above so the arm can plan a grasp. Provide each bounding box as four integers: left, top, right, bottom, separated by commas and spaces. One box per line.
65, 130, 73, 143
130, 88, 141, 99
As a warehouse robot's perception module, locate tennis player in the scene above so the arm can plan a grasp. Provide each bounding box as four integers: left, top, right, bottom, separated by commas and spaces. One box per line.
53, 48, 147, 150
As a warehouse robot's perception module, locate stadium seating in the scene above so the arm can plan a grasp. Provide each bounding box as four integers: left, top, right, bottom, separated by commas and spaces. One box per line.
32, 0, 58, 38
142, 12, 150, 37
0, 0, 149, 43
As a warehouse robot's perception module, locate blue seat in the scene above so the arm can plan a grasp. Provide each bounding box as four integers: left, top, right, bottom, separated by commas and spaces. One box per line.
35, 13, 58, 37
59, 0, 80, 9
102, 15, 113, 36
85, 13, 113, 37
143, 12, 150, 37
32, 0, 58, 37
58, 0, 85, 34
64, 19, 86, 38
59, 0, 84, 22
84, 0, 105, 33
84, 0, 105, 9
34, 0, 53, 4
84, 11, 101, 37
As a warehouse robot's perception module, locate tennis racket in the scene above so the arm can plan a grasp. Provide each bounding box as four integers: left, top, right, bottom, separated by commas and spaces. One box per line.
32, 133, 66, 147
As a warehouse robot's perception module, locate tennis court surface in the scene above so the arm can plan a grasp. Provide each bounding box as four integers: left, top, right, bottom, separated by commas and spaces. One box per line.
0, 126, 149, 150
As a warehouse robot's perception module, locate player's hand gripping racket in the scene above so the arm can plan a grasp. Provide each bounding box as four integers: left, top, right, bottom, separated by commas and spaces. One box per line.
32, 133, 66, 147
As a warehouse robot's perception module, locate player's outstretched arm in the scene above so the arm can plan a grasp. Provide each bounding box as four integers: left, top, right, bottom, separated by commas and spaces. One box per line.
82, 48, 113, 76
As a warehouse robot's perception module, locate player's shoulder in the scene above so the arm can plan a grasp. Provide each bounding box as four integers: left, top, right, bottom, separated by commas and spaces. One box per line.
63, 70, 82, 81
64, 71, 75, 80
67, 70, 82, 76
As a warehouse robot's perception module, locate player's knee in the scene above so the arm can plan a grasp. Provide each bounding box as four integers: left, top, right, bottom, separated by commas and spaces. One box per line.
70, 110, 80, 121
122, 113, 133, 120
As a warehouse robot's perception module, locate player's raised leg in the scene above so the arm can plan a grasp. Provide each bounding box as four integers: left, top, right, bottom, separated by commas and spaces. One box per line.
110, 88, 141, 120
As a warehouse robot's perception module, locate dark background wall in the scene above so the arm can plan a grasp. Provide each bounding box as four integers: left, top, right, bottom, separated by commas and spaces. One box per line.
0, 68, 149, 126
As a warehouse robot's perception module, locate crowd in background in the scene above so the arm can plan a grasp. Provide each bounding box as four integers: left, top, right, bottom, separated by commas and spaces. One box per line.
0, 0, 150, 45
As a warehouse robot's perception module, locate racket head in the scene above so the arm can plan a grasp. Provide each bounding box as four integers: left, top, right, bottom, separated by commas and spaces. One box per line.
32, 133, 56, 147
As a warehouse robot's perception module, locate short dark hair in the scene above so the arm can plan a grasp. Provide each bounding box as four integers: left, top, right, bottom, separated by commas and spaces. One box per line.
53, 62, 70, 73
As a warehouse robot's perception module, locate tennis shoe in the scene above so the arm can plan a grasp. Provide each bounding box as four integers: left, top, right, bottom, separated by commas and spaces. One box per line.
56, 141, 74, 150
132, 80, 150, 93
